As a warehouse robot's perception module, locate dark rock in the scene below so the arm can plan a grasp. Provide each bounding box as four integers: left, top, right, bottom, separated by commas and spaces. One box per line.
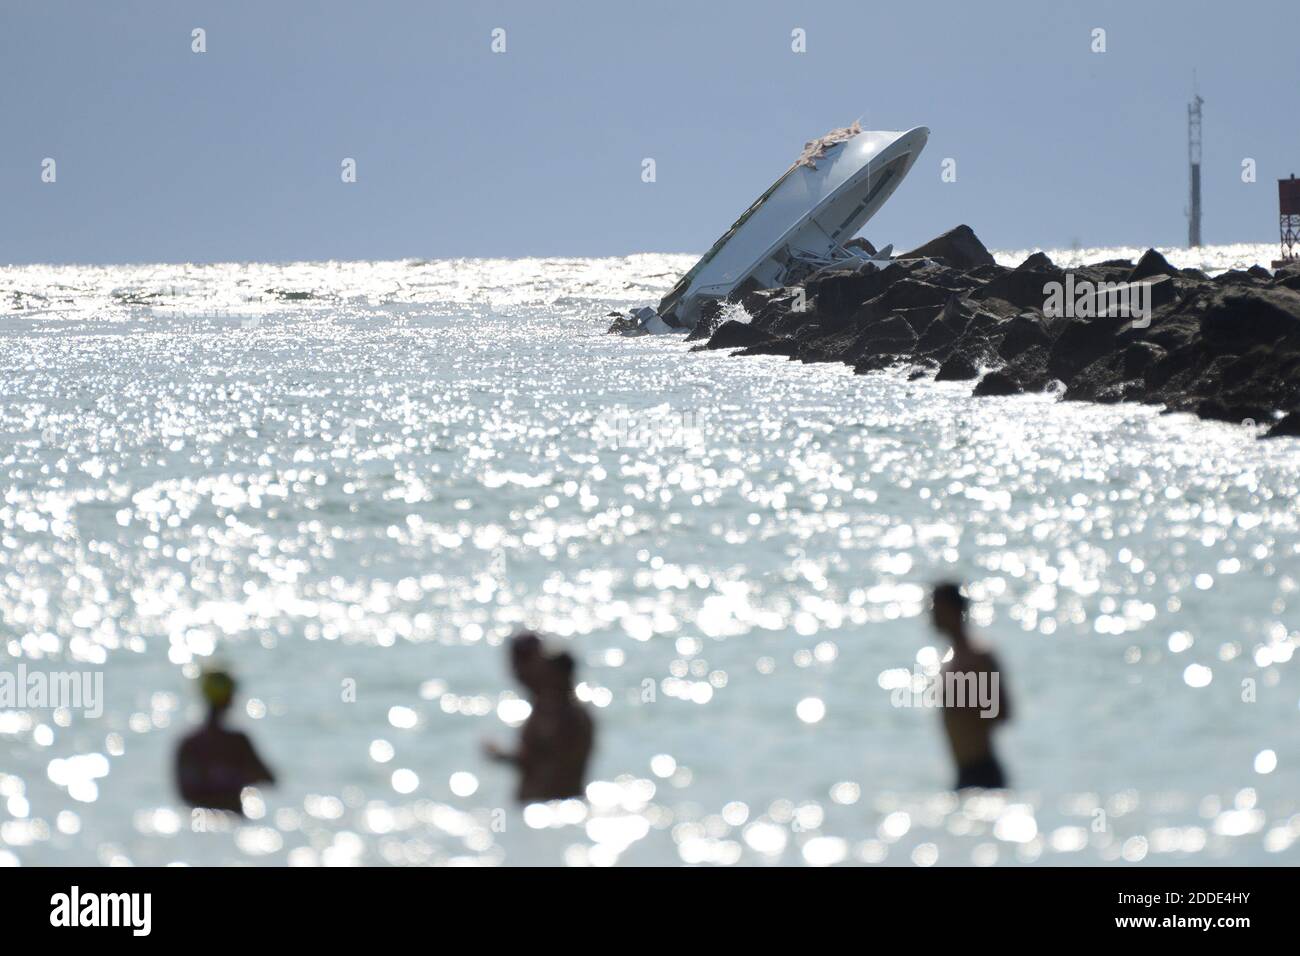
853, 315, 918, 359
750, 288, 814, 336
1121, 341, 1164, 378
1196, 398, 1275, 424
965, 263, 1010, 283
1265, 412, 1300, 438
1128, 249, 1179, 282
1130, 274, 1178, 313
868, 278, 952, 313
1218, 346, 1276, 389
1272, 262, 1300, 291
740, 287, 785, 316
973, 370, 1023, 396
1047, 313, 1129, 382
997, 312, 1052, 359
998, 345, 1053, 392
1214, 269, 1268, 287
897, 225, 997, 270
735, 338, 800, 358
808, 262, 905, 314
1075, 263, 1139, 285
961, 308, 1006, 342
1200, 287, 1300, 346
853, 353, 911, 374
685, 303, 725, 340
894, 306, 945, 337
915, 296, 971, 357
704, 319, 777, 350
1142, 340, 1203, 391
1016, 251, 1056, 271
1063, 353, 1130, 403
935, 353, 980, 381
790, 319, 861, 362
907, 261, 986, 293
972, 268, 1062, 311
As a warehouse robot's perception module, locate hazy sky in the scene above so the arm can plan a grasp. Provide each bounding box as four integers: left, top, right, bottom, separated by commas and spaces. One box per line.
3, 0, 1298, 264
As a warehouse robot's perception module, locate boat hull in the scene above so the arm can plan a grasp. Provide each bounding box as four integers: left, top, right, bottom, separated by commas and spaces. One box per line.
658, 126, 929, 327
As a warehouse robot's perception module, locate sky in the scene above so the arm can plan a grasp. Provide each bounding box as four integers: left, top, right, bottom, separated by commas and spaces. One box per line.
2, 0, 1298, 265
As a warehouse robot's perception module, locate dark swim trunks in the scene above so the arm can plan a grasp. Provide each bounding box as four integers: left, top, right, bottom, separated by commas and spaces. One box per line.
954, 754, 1007, 790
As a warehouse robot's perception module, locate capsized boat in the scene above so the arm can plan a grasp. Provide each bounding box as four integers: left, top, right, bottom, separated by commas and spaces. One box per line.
656, 122, 929, 329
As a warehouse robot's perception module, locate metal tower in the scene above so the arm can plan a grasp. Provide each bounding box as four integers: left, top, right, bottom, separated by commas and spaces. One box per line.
1277, 174, 1300, 266
1188, 85, 1203, 248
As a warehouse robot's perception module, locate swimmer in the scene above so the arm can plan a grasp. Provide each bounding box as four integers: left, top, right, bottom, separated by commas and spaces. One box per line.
931, 583, 1012, 790
175, 669, 276, 814
484, 632, 594, 802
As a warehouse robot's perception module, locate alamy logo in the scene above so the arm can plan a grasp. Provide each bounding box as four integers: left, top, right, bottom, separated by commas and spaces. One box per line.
1043, 273, 1152, 328
889, 666, 1002, 718
50, 886, 151, 936
593, 404, 704, 453
0, 665, 103, 718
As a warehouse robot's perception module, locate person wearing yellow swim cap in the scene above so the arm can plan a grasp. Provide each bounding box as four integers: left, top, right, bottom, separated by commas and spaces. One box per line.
175, 667, 275, 814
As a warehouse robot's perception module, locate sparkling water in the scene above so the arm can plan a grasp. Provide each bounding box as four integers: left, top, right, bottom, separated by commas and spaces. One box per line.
1, 244, 1297, 866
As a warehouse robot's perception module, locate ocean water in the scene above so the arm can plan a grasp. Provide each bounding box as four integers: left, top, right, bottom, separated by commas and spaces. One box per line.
1, 243, 1298, 867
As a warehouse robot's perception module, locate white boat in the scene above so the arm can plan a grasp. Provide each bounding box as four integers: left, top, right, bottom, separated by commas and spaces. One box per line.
656, 123, 929, 328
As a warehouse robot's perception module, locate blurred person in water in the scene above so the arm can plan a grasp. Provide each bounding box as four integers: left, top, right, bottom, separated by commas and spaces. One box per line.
175, 668, 276, 814
931, 582, 1013, 790
484, 632, 594, 802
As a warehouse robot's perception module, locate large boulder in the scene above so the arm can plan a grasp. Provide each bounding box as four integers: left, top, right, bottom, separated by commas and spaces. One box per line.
1120, 340, 1165, 378
1195, 397, 1276, 424
973, 370, 1023, 396
1265, 411, 1300, 438
1128, 248, 1180, 282
996, 345, 1053, 392
1271, 261, 1300, 292
965, 262, 1010, 283
862, 279, 953, 317
997, 312, 1053, 359
853, 315, 918, 359
684, 301, 726, 340
1214, 269, 1268, 287
914, 295, 971, 357
935, 353, 981, 381
907, 260, 986, 293
703, 319, 777, 350
897, 225, 997, 270
1200, 287, 1300, 346
972, 268, 1063, 311
808, 262, 907, 314
749, 288, 813, 336
1016, 251, 1056, 271
1047, 313, 1130, 382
